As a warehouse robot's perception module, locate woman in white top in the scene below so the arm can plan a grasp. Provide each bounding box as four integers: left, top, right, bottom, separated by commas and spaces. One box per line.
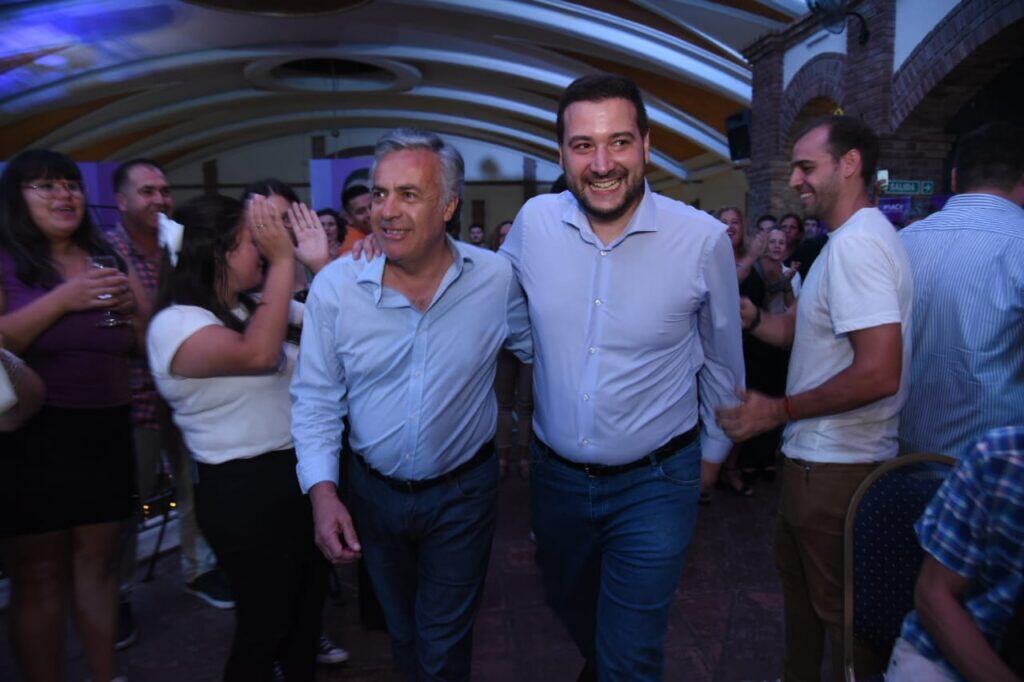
147, 193, 328, 681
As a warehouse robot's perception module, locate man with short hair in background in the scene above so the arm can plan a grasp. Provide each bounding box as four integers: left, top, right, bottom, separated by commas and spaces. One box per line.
467, 223, 485, 246
756, 213, 777, 232
106, 159, 232, 650
336, 184, 373, 256
719, 115, 913, 681
898, 121, 1024, 458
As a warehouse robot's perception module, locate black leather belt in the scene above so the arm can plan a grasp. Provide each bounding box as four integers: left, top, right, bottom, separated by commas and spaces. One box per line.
356, 440, 494, 493
538, 424, 699, 478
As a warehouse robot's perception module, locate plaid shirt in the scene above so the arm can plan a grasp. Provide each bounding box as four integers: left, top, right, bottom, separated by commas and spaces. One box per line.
900, 425, 1024, 677
104, 224, 162, 430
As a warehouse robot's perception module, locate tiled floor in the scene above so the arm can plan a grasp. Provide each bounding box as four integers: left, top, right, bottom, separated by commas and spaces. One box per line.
0, 473, 785, 681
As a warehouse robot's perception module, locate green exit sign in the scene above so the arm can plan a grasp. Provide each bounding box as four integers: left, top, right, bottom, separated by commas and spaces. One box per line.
886, 179, 935, 195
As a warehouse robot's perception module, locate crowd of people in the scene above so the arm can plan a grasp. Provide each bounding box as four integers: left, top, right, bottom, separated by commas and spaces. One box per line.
0, 72, 1021, 682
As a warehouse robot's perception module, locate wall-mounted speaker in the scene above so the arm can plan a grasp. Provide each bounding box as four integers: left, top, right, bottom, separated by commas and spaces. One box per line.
725, 109, 751, 161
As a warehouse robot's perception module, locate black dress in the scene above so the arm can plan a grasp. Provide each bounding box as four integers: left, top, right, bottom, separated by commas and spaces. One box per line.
738, 266, 789, 474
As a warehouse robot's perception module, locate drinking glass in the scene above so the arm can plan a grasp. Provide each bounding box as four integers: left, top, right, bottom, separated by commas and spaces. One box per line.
90, 255, 127, 328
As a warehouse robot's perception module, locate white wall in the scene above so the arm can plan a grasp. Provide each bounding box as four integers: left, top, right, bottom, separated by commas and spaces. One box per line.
659, 166, 749, 216
783, 28, 847, 89
893, 0, 960, 71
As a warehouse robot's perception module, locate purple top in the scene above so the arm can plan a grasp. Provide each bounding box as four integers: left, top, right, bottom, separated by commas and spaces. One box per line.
0, 250, 132, 408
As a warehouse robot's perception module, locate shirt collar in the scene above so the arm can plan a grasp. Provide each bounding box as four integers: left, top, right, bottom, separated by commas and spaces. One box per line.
945, 193, 1024, 215
560, 181, 658, 247
355, 235, 473, 307
112, 222, 158, 261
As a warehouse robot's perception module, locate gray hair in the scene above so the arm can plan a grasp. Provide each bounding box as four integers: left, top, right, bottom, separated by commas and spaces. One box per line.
371, 128, 464, 205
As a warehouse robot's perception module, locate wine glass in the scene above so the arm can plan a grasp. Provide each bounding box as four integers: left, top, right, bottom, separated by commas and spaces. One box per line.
90, 255, 126, 328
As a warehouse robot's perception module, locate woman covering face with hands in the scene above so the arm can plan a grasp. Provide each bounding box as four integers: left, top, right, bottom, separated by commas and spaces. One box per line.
147, 193, 330, 681
0, 149, 142, 682
242, 178, 329, 302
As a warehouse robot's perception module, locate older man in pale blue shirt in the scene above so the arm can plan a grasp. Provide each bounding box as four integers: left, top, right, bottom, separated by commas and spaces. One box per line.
502, 75, 744, 681
291, 129, 531, 681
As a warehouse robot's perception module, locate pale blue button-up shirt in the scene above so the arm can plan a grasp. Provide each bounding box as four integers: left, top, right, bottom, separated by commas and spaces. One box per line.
501, 186, 744, 465
899, 193, 1024, 457
291, 239, 532, 492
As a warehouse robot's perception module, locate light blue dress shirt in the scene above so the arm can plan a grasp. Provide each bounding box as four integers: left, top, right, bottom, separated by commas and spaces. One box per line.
500, 186, 744, 465
899, 193, 1024, 457
291, 239, 532, 492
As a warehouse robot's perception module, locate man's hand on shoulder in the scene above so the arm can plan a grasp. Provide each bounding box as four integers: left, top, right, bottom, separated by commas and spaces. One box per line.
309, 481, 362, 563
350, 232, 383, 261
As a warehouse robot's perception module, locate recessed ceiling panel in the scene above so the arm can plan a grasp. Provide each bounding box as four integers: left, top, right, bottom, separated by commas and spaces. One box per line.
183, 0, 370, 15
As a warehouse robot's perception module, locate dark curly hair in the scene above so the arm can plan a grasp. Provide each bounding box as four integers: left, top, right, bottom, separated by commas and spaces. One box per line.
0, 149, 120, 287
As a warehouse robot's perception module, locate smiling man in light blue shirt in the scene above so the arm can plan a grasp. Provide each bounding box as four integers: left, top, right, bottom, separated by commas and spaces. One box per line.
502, 74, 744, 681
290, 129, 531, 681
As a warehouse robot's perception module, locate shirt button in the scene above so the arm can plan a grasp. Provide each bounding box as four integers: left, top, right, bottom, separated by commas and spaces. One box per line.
413, 370, 422, 378
588, 347, 596, 354
600, 250, 608, 256
581, 438, 589, 446
594, 299, 602, 306
582, 393, 590, 401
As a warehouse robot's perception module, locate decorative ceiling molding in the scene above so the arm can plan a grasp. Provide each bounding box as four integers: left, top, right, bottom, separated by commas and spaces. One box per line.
0, 0, 798, 177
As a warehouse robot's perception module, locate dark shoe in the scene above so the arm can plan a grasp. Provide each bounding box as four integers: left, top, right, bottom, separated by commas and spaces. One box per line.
185, 569, 235, 609
316, 635, 350, 664
577, 660, 597, 682
115, 601, 137, 650
715, 469, 753, 497
273, 661, 285, 681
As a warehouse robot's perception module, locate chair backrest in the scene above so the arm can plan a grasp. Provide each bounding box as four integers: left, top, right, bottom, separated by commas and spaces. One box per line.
842, 453, 955, 680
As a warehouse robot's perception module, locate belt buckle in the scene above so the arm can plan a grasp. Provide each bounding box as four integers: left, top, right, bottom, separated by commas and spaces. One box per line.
582, 463, 596, 478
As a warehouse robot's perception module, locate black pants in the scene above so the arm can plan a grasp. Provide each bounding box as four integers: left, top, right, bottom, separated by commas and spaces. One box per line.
195, 449, 328, 682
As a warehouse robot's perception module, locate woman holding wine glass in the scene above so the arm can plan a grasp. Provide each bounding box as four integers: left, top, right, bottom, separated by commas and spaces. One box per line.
0, 149, 142, 682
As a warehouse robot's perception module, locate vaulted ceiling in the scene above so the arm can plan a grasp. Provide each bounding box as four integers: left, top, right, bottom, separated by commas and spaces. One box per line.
0, 0, 803, 178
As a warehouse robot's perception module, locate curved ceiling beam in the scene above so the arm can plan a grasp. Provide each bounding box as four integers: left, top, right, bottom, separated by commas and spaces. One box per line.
400, 0, 751, 100
116, 108, 688, 178
18, 43, 728, 160
129, 109, 559, 160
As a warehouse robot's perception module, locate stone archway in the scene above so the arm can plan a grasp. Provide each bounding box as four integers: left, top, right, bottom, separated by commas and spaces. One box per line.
884, 15, 1023, 196
891, 4, 1024, 130
781, 56, 846, 149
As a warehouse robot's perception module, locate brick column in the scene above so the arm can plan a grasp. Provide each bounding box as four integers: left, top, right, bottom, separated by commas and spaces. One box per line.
844, 0, 897, 134
743, 33, 785, 221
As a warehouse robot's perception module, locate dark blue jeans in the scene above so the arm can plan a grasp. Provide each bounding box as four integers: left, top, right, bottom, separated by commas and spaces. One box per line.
531, 438, 702, 680
349, 453, 499, 682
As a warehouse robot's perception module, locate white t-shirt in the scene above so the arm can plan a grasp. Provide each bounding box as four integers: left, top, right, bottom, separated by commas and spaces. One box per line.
783, 207, 913, 463
147, 303, 300, 464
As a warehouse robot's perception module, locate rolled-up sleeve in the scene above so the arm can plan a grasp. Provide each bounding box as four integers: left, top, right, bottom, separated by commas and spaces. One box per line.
291, 281, 349, 493
698, 231, 746, 463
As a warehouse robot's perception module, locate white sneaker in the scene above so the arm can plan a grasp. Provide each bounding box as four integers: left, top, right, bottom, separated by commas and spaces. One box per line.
316, 635, 349, 664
